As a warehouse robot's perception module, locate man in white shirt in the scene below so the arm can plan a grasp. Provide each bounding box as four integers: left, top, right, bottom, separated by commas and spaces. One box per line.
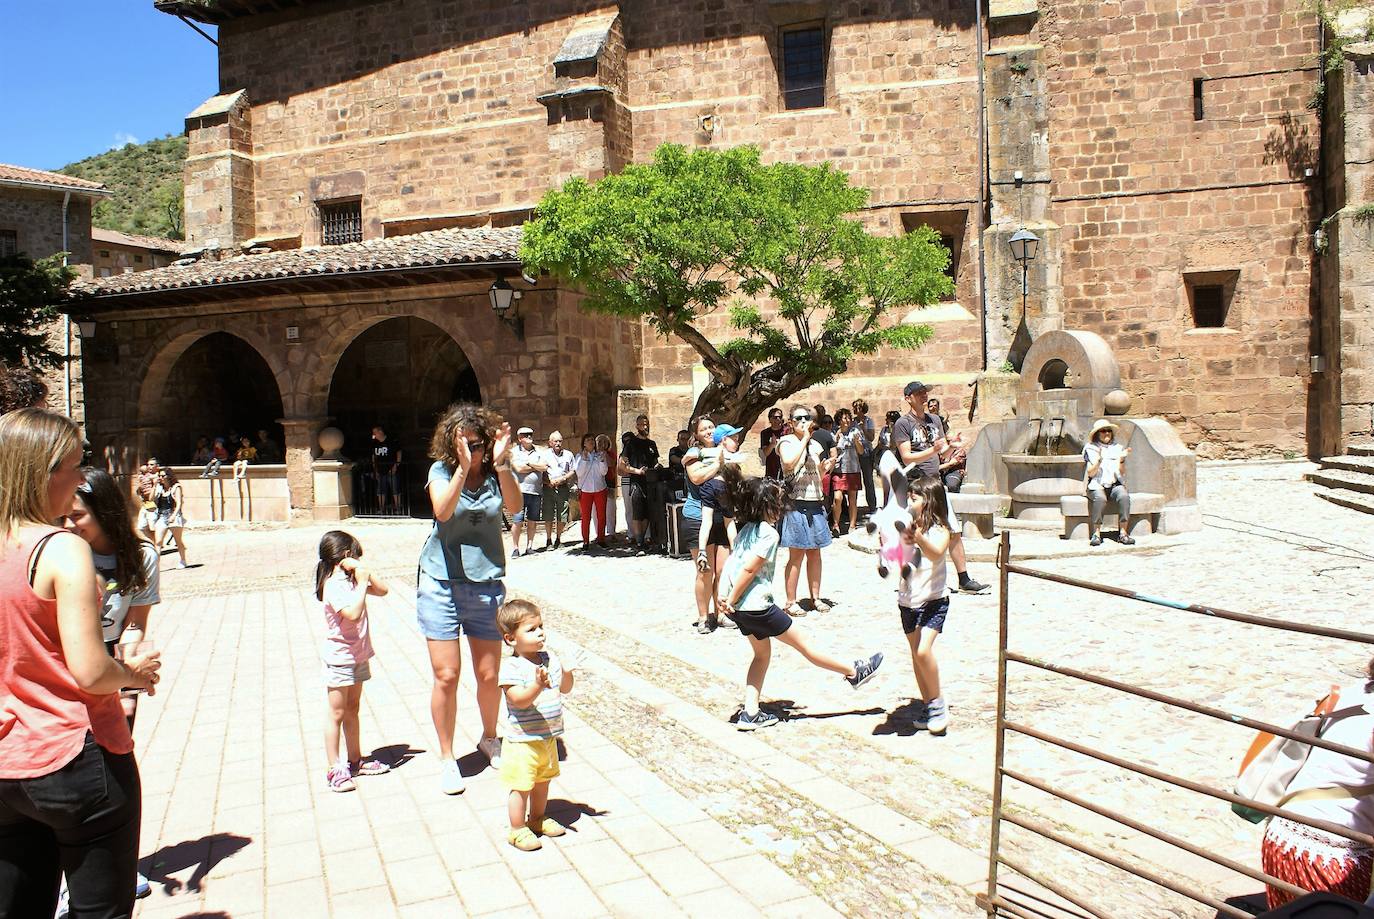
510, 427, 547, 556
542, 431, 578, 550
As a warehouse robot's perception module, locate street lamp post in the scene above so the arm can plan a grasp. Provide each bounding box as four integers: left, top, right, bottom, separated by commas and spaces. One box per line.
488, 277, 524, 339
1008, 228, 1040, 323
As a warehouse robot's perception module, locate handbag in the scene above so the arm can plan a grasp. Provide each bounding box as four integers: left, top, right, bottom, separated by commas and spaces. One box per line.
1231, 685, 1368, 823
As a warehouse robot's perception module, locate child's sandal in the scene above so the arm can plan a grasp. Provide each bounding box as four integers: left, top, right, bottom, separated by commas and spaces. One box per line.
528, 816, 567, 837
508, 826, 542, 851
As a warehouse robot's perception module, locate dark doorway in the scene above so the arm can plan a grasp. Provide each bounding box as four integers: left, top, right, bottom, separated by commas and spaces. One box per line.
327, 317, 481, 517
160, 333, 285, 464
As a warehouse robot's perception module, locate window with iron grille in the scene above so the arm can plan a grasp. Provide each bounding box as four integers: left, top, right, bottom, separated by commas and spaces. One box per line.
320, 200, 363, 246
781, 26, 825, 110
1184, 270, 1238, 329
0, 230, 18, 258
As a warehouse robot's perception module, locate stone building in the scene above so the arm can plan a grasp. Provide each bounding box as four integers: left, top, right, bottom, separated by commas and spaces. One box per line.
91, 228, 184, 277
67, 0, 1374, 522
0, 162, 111, 419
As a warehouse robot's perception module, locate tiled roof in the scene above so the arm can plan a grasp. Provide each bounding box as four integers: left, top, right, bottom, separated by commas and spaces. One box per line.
70, 225, 523, 299
91, 228, 186, 254
0, 163, 111, 196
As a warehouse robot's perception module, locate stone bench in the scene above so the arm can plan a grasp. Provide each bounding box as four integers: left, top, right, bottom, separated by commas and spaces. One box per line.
1060, 491, 1164, 540
949, 492, 1004, 540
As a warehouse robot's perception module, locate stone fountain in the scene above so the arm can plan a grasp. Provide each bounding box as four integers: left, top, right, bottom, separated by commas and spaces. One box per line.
961, 330, 1201, 536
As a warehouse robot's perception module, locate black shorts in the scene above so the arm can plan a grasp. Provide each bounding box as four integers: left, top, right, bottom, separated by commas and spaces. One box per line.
900, 596, 949, 634
706, 514, 730, 547
626, 478, 649, 520
730, 604, 794, 640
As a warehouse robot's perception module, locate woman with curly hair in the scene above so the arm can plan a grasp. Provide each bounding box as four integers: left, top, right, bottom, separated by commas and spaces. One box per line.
418, 403, 521, 796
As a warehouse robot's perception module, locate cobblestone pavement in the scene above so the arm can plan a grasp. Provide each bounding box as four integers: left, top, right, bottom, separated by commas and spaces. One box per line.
130, 461, 1374, 917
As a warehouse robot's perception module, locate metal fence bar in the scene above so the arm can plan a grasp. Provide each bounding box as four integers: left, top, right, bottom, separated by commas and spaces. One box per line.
995, 854, 1109, 919
981, 894, 1067, 919
1001, 812, 1252, 919
1005, 720, 1374, 848
1001, 768, 1309, 900
1003, 561, 1374, 646
1005, 651, 1374, 765
986, 532, 1014, 909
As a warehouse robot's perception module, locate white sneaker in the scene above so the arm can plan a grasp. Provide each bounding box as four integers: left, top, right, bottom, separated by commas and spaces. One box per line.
477, 736, 502, 769
439, 758, 465, 795
926, 703, 949, 736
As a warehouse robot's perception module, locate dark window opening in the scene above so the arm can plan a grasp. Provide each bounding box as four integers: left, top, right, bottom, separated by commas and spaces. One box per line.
781, 26, 825, 110
0, 230, 18, 258
320, 200, 363, 246
900, 211, 967, 302
1184, 270, 1238, 328
938, 234, 958, 288
1193, 77, 1204, 121
98, 249, 110, 258
134, 254, 143, 263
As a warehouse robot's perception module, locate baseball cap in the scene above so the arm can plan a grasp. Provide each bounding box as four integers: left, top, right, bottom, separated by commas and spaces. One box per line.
712, 423, 743, 446
517, 426, 534, 436
903, 380, 931, 397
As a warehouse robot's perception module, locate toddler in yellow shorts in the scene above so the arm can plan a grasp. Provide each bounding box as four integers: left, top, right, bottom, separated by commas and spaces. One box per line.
496, 599, 577, 851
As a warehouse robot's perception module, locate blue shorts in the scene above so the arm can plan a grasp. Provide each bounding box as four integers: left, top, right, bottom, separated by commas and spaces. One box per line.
900, 596, 949, 634
780, 501, 832, 550
416, 572, 505, 642
513, 493, 542, 524
730, 604, 794, 640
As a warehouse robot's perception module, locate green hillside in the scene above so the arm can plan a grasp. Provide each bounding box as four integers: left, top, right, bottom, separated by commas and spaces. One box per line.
60, 135, 187, 241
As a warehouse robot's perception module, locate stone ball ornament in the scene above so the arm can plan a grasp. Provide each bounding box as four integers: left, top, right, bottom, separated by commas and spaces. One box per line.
1103, 389, 1131, 416
318, 426, 345, 458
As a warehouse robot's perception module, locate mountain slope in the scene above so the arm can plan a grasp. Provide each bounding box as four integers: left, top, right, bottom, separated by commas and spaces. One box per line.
59, 135, 187, 241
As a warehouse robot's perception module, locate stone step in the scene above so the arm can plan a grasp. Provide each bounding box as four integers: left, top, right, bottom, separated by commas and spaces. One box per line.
1319, 454, 1374, 474
1349, 442, 1374, 458
1307, 468, 1374, 496
1314, 486, 1374, 516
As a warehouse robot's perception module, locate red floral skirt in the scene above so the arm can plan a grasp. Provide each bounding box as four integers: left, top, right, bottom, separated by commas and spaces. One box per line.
1262, 816, 1374, 909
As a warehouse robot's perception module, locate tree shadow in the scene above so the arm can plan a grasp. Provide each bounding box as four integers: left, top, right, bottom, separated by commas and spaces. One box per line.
1264, 112, 1317, 179
545, 798, 610, 833
139, 832, 251, 896
370, 743, 423, 770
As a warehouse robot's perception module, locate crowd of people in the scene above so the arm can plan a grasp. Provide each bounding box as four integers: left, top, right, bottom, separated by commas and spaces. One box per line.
193, 428, 282, 479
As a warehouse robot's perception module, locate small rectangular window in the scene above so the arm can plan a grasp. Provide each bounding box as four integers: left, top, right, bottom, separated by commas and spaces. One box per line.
134, 254, 143, 263
0, 230, 16, 258
1184, 270, 1238, 328
320, 200, 363, 246
781, 26, 826, 110
1193, 78, 1204, 121
98, 249, 111, 258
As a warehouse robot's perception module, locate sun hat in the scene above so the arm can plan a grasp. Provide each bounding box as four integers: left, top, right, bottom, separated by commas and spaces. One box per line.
903, 380, 931, 397
1088, 419, 1118, 439
517, 426, 534, 436
712, 423, 743, 446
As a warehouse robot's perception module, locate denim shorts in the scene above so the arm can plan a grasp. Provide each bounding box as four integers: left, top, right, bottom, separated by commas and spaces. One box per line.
900, 596, 949, 635
416, 572, 505, 642
780, 501, 832, 550
514, 493, 542, 524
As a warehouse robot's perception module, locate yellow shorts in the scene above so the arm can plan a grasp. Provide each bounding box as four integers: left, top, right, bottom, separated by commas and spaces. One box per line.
500, 737, 561, 791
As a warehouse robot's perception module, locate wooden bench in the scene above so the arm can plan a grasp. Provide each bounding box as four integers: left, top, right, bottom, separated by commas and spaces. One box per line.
948, 492, 1004, 539
1060, 491, 1164, 540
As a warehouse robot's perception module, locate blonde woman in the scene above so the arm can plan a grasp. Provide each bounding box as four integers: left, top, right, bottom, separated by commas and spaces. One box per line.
0, 409, 160, 917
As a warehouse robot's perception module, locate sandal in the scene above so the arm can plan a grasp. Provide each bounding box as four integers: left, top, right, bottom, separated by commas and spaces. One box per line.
784, 602, 807, 618
528, 816, 567, 837
812, 598, 833, 613
508, 826, 542, 851
350, 758, 391, 777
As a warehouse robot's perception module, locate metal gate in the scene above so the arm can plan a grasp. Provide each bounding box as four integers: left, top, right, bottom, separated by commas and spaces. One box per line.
981, 532, 1374, 918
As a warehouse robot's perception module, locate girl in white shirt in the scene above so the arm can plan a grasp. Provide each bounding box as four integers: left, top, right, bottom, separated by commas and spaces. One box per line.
897, 475, 954, 736
574, 435, 610, 549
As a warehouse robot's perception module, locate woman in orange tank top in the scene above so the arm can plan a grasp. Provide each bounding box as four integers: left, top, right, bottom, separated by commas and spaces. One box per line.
0, 409, 160, 919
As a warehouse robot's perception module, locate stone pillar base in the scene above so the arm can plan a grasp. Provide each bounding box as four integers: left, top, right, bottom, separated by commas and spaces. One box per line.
312, 460, 355, 522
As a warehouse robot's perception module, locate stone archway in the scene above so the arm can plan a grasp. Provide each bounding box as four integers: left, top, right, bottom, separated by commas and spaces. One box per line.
136, 327, 288, 464
325, 315, 484, 515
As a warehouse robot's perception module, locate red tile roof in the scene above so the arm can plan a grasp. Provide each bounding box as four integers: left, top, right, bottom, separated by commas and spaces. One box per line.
0, 164, 111, 196
91, 228, 186, 254
70, 225, 523, 299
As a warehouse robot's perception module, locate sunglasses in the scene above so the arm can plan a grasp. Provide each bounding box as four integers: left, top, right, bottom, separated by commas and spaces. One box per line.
791, 414, 811, 422
465, 440, 486, 451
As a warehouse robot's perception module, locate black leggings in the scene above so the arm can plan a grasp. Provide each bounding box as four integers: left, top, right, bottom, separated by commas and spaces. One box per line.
0, 734, 142, 919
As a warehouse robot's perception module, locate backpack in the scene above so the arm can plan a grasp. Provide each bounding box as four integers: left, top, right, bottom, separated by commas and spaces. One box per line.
1232, 686, 1371, 823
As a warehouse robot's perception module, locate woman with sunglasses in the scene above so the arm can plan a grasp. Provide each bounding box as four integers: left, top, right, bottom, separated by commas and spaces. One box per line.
417, 403, 521, 796
778, 404, 834, 616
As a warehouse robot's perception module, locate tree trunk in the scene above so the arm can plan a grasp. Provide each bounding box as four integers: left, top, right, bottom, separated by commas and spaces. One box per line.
687, 360, 830, 436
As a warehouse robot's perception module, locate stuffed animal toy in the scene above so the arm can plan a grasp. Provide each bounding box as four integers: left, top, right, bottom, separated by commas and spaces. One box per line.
867, 451, 914, 580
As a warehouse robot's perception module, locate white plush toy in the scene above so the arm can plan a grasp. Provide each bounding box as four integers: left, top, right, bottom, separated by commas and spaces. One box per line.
866, 451, 913, 580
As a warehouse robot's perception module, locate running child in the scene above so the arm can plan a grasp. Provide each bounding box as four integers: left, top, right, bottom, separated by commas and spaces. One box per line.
497, 599, 576, 851
695, 423, 744, 569
897, 476, 954, 735
716, 465, 883, 730
316, 530, 392, 792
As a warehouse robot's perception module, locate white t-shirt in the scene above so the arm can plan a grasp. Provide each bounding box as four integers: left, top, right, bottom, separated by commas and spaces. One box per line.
718, 521, 781, 611
512, 445, 544, 495
897, 525, 949, 607
94, 543, 161, 643
1083, 442, 1127, 489
1284, 685, 1374, 837
499, 651, 564, 741
544, 448, 577, 486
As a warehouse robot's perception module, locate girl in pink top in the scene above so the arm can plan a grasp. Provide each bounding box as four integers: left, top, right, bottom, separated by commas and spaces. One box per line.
316, 530, 391, 792
0, 409, 160, 918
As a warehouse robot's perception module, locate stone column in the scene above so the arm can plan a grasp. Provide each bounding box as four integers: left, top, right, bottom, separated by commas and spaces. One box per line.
184, 89, 255, 252
279, 416, 325, 524
982, 22, 1062, 372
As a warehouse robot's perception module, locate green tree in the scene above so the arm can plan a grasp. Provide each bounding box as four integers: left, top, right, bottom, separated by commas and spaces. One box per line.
0, 254, 75, 369
520, 144, 952, 430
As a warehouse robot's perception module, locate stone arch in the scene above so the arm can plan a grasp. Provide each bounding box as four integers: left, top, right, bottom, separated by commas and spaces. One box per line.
1016, 330, 1121, 419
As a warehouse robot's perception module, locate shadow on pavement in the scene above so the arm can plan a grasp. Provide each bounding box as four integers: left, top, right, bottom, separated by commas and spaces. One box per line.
872, 699, 937, 737
371, 743, 423, 770
546, 798, 609, 832
1215, 892, 1267, 918
752, 698, 885, 723
139, 832, 251, 895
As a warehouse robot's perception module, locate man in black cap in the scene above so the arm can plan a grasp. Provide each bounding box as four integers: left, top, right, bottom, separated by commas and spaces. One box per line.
894, 381, 988, 594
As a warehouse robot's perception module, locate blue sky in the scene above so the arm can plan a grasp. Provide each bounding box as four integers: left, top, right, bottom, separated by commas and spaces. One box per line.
0, 2, 218, 169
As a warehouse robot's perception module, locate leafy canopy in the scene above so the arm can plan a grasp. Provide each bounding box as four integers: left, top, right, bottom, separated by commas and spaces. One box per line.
0, 254, 75, 370
521, 145, 952, 421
